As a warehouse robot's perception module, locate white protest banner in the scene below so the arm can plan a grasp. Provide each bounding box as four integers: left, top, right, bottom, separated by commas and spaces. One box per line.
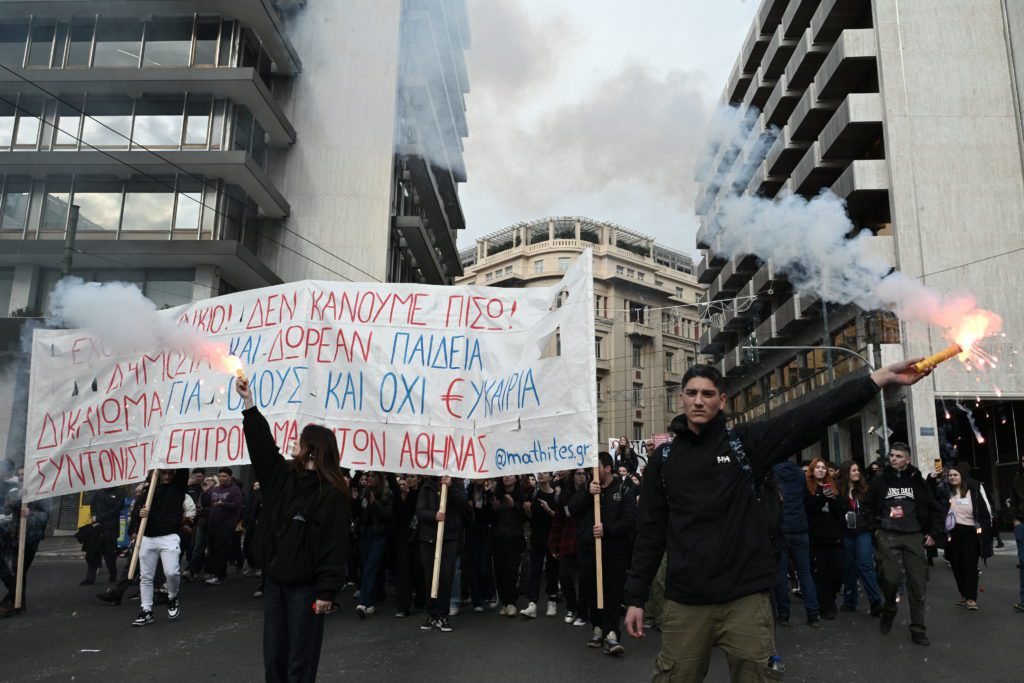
24, 251, 597, 501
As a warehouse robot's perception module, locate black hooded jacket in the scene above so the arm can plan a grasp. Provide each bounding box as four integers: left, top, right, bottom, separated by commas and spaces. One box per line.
242, 407, 350, 602
624, 375, 880, 608
864, 463, 944, 539
143, 470, 188, 538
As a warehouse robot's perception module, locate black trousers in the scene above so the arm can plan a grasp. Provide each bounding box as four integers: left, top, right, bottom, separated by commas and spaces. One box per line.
263, 576, 324, 683
579, 550, 627, 637
948, 524, 981, 601
395, 536, 425, 612
526, 545, 559, 603
419, 538, 457, 619
491, 535, 525, 607
85, 527, 118, 581
810, 543, 843, 616
206, 526, 234, 580
559, 554, 582, 618
1, 538, 39, 606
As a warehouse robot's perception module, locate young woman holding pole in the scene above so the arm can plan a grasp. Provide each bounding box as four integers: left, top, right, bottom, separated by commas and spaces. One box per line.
236, 376, 350, 683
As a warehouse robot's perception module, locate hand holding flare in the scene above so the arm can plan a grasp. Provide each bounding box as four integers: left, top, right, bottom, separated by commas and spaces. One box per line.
912, 343, 963, 373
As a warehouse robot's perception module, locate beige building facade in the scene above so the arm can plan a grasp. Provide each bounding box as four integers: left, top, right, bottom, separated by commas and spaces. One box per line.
457, 217, 705, 453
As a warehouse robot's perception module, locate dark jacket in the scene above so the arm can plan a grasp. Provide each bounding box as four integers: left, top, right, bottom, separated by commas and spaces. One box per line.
567, 475, 637, 556
773, 461, 809, 534
490, 484, 526, 539
356, 484, 393, 536
942, 480, 994, 559
624, 374, 881, 608
614, 447, 640, 475
548, 487, 579, 557
840, 487, 871, 536
242, 407, 350, 602
90, 487, 123, 532
202, 483, 243, 530
1011, 470, 1024, 523
392, 483, 420, 543
806, 489, 844, 545
143, 470, 189, 538
416, 478, 468, 544
864, 464, 944, 539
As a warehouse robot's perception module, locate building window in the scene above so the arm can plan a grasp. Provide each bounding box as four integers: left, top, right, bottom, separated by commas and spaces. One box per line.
594, 294, 605, 318
0, 176, 31, 231
66, 19, 95, 67
82, 96, 133, 149
633, 423, 644, 442
132, 96, 185, 148
43, 176, 72, 231
665, 352, 674, 373
27, 20, 56, 68
558, 257, 570, 272
595, 337, 602, 359
632, 383, 643, 407
505, 265, 512, 275
72, 178, 124, 231
555, 332, 561, 357
637, 272, 645, 281
142, 17, 194, 67
616, 265, 624, 275
676, 287, 685, 299
628, 301, 647, 324
666, 385, 677, 412
632, 343, 643, 368
533, 259, 544, 273
596, 379, 602, 402
627, 268, 635, 278
53, 98, 83, 148
121, 178, 175, 231
485, 273, 493, 282
0, 21, 29, 68
93, 19, 144, 68
13, 95, 43, 149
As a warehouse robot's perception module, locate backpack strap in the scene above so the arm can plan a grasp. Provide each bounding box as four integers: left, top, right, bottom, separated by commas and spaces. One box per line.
727, 428, 761, 503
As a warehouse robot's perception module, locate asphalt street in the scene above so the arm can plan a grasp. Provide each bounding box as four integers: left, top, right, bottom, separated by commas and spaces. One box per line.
0, 542, 1021, 682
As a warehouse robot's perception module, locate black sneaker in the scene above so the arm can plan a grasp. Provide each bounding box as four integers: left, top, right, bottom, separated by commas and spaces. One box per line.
97, 591, 122, 606
167, 597, 180, 620
436, 616, 453, 632
132, 610, 154, 627
869, 602, 883, 617
587, 626, 603, 648
911, 631, 930, 646
79, 578, 95, 586
880, 613, 894, 634
420, 616, 436, 631
603, 631, 624, 656
807, 617, 822, 628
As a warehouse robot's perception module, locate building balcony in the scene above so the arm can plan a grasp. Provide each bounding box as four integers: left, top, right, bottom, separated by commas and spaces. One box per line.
815, 29, 877, 100
4, 0, 302, 74
751, 258, 782, 295
400, 144, 454, 236
699, 326, 722, 355
0, 66, 295, 147
812, 0, 872, 45
727, 58, 755, 105
763, 26, 798, 79
775, 293, 812, 333
819, 93, 883, 160
695, 221, 712, 249
791, 141, 845, 196
393, 215, 446, 284
625, 321, 657, 339
400, 76, 467, 185
785, 27, 830, 91
790, 83, 840, 143
743, 67, 777, 111
696, 252, 723, 284
0, 149, 289, 217
765, 125, 810, 177
740, 21, 772, 74
764, 75, 801, 127
831, 159, 890, 221
757, 0, 789, 37
781, 0, 822, 39
745, 158, 786, 198
755, 313, 778, 345
596, 358, 611, 373
722, 347, 743, 376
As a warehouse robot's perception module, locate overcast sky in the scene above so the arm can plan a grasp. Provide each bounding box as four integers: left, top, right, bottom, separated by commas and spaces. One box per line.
458, 0, 758, 257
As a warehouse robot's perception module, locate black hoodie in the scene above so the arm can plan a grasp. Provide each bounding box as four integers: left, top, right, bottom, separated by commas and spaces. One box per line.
624, 375, 880, 608
864, 463, 943, 539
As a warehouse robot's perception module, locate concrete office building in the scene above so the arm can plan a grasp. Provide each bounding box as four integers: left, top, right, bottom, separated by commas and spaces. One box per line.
0, 0, 470, 523
457, 217, 705, 449
695, 0, 1024, 503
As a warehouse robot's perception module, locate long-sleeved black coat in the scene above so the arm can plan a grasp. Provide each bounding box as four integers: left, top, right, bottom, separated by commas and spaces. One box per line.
625, 375, 880, 608
242, 407, 350, 602
568, 475, 636, 556
416, 478, 468, 544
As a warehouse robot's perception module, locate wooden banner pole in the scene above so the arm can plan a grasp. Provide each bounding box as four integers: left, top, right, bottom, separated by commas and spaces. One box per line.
429, 481, 450, 599
128, 469, 160, 580
593, 465, 604, 610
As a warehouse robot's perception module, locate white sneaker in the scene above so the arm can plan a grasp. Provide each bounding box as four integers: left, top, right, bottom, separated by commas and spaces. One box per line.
205, 577, 222, 585
572, 617, 587, 627
506, 604, 518, 617
365, 606, 375, 615
521, 602, 537, 618
498, 605, 510, 616
564, 610, 576, 624
473, 605, 484, 613
449, 605, 459, 617
546, 602, 558, 617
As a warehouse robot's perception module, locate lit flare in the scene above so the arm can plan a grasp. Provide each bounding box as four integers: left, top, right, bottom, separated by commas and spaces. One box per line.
913, 344, 963, 373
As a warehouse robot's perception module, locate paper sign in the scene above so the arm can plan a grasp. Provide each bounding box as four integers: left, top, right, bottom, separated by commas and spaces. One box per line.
24, 252, 597, 500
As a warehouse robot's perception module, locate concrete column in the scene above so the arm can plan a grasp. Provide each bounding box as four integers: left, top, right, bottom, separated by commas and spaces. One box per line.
8, 265, 39, 315
547, 219, 554, 242
192, 265, 220, 302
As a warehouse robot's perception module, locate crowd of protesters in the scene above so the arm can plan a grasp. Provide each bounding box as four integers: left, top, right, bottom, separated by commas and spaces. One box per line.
0, 362, 1023, 681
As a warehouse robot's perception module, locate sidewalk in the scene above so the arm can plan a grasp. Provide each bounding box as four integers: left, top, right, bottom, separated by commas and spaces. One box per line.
35, 535, 85, 559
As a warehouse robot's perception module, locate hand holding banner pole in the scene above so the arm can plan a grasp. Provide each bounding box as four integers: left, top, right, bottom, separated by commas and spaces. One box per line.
430, 479, 450, 599
14, 504, 28, 610
128, 468, 160, 580
593, 465, 604, 610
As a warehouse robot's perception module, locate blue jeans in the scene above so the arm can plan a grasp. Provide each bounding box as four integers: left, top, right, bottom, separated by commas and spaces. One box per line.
842, 532, 882, 608
358, 530, 389, 608
775, 532, 819, 620
450, 557, 462, 609
1015, 525, 1024, 605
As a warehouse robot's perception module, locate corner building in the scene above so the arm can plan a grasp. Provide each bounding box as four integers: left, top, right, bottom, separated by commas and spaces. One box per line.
456, 217, 705, 453
696, 0, 1024, 506
0, 0, 470, 526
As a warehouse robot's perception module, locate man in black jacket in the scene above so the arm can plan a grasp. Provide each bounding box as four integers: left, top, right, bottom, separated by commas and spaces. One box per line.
416, 475, 468, 632
83, 486, 123, 585
133, 468, 188, 627
623, 360, 928, 681
864, 442, 943, 646
570, 452, 637, 657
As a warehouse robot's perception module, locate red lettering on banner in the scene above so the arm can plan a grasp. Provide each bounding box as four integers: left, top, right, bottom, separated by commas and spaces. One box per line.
336, 427, 386, 468
247, 293, 297, 330
268, 325, 372, 364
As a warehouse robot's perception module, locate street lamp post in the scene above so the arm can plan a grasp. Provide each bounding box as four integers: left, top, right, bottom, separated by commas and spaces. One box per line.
741, 344, 890, 457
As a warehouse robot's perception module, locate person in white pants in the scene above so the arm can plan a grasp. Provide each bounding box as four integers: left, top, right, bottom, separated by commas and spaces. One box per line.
133, 469, 188, 627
